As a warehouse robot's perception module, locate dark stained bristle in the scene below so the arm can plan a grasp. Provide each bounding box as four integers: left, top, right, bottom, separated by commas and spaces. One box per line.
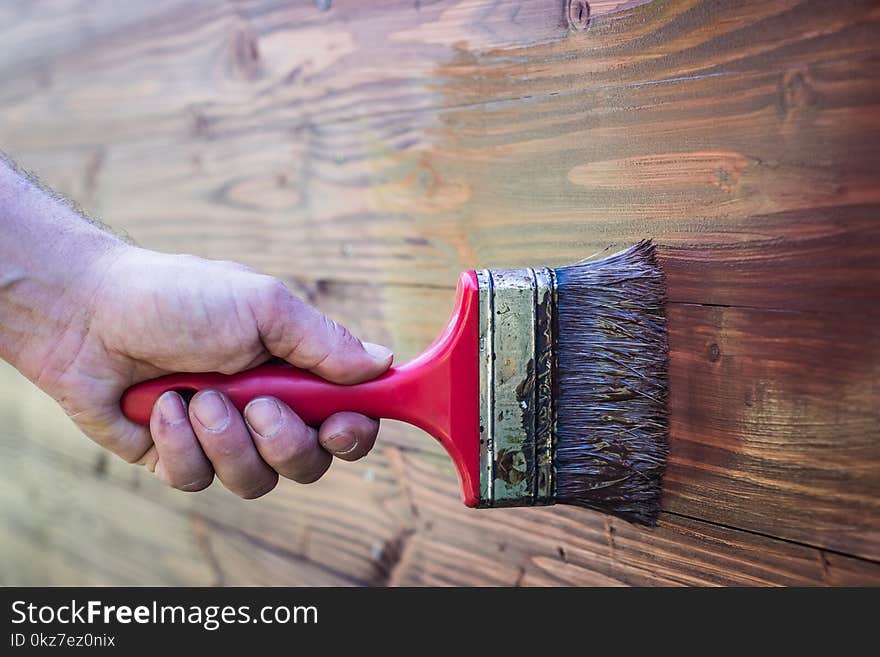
553, 240, 669, 525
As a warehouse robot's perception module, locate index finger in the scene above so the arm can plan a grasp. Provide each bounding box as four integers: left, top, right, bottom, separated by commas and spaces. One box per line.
249, 277, 393, 384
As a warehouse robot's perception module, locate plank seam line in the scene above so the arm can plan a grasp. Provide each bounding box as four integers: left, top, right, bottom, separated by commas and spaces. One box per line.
668, 300, 880, 317
302, 278, 880, 317
664, 510, 880, 566
5, 402, 878, 567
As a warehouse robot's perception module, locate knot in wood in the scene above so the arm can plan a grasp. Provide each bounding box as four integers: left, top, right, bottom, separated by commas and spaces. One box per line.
567, 0, 590, 31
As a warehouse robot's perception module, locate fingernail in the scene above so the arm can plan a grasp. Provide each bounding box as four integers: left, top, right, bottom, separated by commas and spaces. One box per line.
324, 431, 358, 455
192, 391, 230, 432
158, 391, 187, 425
245, 398, 283, 439
363, 341, 393, 364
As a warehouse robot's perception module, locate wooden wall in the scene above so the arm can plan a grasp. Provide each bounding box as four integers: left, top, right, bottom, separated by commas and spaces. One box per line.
1, 0, 878, 585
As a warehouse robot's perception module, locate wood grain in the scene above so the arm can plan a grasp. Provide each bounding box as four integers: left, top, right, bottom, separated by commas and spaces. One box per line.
2, 0, 878, 290
665, 303, 879, 558
1, 274, 877, 582
388, 449, 880, 586
0, 0, 878, 584
3, 360, 878, 587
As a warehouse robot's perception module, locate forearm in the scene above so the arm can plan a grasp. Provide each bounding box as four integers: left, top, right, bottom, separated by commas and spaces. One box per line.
0, 157, 125, 383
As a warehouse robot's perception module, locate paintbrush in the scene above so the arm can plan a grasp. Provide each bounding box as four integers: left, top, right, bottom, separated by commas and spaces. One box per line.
122, 240, 668, 524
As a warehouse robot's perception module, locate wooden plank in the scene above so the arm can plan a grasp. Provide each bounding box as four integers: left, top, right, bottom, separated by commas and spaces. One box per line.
2, 368, 878, 587
0, 0, 878, 582
0, 373, 411, 586
388, 449, 880, 586
0, 389, 408, 586
664, 303, 880, 558
0, 268, 877, 566
0, 1, 877, 291
0, 439, 217, 586
660, 209, 880, 313
295, 274, 880, 560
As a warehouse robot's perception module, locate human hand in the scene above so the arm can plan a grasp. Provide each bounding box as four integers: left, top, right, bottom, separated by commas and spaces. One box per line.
27, 244, 393, 498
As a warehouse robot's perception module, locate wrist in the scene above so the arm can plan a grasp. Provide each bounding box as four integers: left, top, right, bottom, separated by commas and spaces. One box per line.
1, 239, 129, 386
0, 161, 131, 384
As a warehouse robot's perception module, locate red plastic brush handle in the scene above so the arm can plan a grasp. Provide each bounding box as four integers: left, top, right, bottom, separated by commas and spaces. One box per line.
121, 272, 482, 506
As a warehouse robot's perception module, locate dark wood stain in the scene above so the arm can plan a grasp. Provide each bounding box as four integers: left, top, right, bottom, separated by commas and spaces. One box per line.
0, 0, 877, 584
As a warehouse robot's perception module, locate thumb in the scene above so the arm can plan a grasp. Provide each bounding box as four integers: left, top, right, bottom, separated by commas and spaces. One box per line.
251, 277, 393, 385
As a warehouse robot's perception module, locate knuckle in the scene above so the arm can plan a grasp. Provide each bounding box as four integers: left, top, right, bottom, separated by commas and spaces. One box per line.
273, 434, 316, 469
283, 320, 332, 370
292, 317, 362, 380
305, 347, 333, 372
251, 277, 301, 347
207, 435, 249, 460
326, 316, 359, 350
258, 276, 291, 307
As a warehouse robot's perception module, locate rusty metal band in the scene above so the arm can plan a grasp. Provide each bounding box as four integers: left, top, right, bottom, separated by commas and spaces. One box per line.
477, 267, 557, 507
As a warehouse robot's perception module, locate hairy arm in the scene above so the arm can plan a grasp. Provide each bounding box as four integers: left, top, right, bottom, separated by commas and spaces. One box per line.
0, 155, 392, 497
0, 156, 122, 383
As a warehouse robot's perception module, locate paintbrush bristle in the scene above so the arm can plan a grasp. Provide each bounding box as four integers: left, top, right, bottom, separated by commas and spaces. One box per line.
553, 240, 669, 525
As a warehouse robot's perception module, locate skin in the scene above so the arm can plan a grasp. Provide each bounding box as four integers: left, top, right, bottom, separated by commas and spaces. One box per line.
0, 157, 392, 498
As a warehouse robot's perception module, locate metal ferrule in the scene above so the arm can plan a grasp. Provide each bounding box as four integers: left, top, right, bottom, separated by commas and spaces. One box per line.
477, 267, 557, 507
